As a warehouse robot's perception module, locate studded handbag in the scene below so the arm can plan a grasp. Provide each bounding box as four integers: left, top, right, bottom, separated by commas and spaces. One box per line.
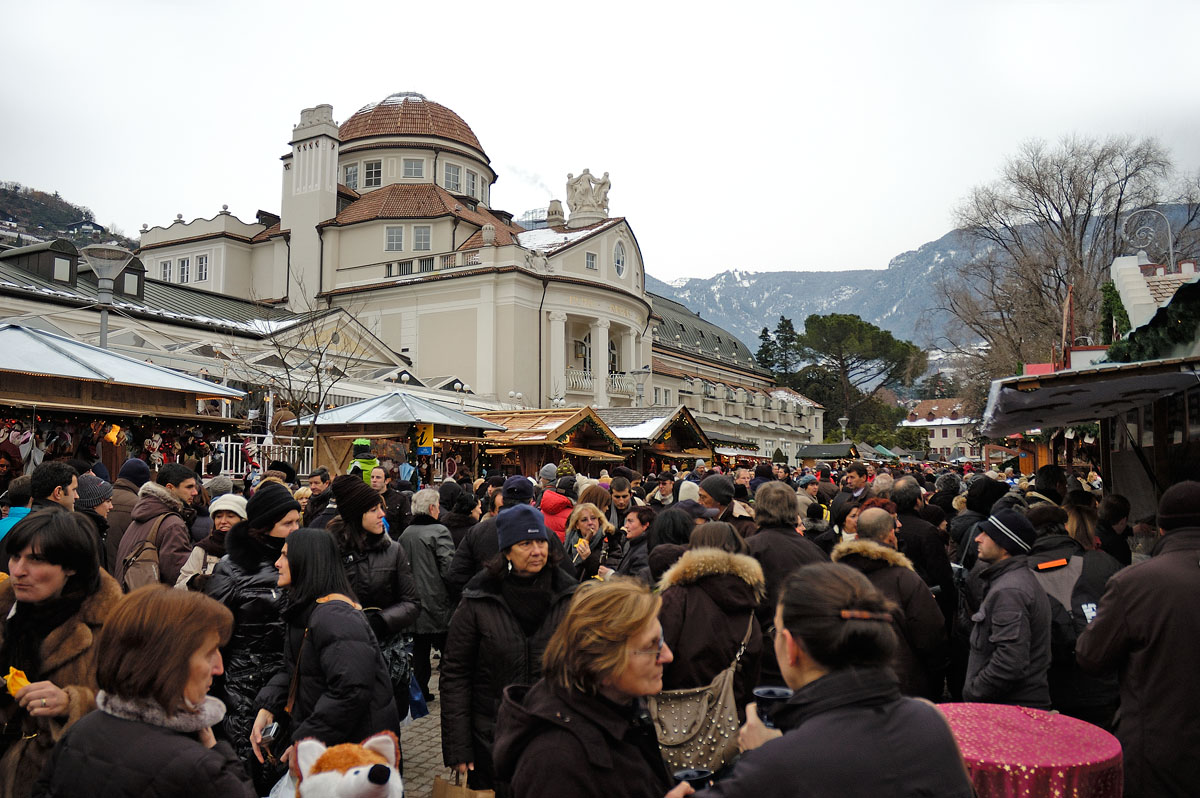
646, 617, 754, 773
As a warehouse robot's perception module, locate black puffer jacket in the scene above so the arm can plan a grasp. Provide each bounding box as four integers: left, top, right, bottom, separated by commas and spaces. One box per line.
699, 667, 973, 798
440, 566, 577, 773
256, 598, 401, 747
336, 528, 421, 638
203, 523, 288, 785
446, 511, 575, 601
32, 709, 254, 798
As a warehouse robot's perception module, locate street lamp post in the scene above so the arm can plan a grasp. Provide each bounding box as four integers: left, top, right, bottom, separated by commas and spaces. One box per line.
837, 416, 849, 443
629, 365, 652, 407
79, 244, 134, 349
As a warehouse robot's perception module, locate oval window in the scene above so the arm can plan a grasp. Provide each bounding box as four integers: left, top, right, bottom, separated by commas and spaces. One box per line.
614, 242, 626, 277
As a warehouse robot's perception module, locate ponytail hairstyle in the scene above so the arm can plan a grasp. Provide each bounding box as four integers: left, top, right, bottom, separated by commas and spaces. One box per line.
778, 562, 897, 671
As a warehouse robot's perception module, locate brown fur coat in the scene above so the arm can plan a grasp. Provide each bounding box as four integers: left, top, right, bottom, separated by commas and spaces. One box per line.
0, 572, 124, 798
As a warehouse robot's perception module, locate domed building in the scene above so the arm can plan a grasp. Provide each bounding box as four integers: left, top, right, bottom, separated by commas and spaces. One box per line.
127, 92, 822, 457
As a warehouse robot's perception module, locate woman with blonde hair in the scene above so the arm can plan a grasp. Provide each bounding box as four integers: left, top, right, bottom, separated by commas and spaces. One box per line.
493, 577, 674, 798
1064, 503, 1099, 551
563, 502, 615, 580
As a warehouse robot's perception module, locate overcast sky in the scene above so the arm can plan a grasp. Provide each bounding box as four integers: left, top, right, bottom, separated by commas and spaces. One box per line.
4, 0, 1198, 282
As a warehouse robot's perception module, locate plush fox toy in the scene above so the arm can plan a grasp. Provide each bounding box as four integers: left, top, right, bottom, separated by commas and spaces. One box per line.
293, 732, 403, 798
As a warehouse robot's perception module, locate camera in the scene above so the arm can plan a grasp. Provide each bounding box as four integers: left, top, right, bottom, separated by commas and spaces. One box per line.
260, 721, 280, 748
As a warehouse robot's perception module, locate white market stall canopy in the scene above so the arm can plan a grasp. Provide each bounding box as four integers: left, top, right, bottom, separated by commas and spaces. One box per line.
981, 355, 1200, 438
286, 390, 507, 432
0, 323, 243, 399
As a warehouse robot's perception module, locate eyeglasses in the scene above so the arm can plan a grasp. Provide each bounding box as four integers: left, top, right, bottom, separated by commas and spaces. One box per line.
630, 636, 666, 658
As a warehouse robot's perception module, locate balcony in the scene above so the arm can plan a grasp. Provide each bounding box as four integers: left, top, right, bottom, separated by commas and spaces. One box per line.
609, 372, 635, 397
373, 249, 484, 282
566, 368, 593, 392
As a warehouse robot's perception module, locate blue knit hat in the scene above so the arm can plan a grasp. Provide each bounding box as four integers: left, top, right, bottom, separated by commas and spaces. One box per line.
496, 504, 549, 550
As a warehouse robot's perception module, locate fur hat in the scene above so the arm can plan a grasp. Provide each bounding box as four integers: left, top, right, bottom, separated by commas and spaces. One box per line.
1158, 480, 1200, 530
496, 504, 549, 550
699, 474, 735, 507
75, 474, 113, 509
246, 481, 301, 530
978, 508, 1036, 556
332, 474, 381, 524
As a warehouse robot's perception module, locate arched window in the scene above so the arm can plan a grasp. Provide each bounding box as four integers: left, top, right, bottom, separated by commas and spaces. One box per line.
582, 333, 619, 374
613, 242, 626, 277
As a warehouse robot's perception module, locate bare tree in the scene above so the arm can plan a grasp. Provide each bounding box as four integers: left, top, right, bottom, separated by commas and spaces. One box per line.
933, 136, 1200, 413
218, 285, 383, 448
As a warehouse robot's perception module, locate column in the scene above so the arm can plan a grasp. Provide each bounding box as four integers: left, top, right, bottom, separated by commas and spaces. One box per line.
624, 329, 639, 373
548, 311, 567, 405
591, 318, 609, 407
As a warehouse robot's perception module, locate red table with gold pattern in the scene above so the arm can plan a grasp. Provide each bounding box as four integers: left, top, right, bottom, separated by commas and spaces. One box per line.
939, 703, 1122, 798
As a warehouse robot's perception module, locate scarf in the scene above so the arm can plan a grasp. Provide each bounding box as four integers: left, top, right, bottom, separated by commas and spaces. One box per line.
501, 569, 553, 637
197, 524, 230, 557
97, 691, 226, 734
2, 594, 85, 678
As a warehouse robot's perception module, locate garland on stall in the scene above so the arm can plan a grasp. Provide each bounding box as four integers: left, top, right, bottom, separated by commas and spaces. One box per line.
1105, 286, 1200, 363
1100, 281, 1131, 345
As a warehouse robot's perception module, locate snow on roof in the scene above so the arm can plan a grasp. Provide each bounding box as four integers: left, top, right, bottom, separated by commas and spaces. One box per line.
608, 417, 672, 440
0, 323, 244, 397
515, 219, 622, 254
899, 417, 978, 427
771, 389, 819, 407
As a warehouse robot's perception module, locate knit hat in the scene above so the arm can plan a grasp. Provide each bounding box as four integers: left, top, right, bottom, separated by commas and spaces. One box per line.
209, 493, 248, 520
538, 463, 558, 483
91, 461, 111, 483
978, 508, 1036, 556
75, 474, 113, 509
556, 475, 578, 500
1157, 480, 1200, 530
496, 504, 549, 550
677, 480, 700, 503
695, 459, 707, 469
502, 475, 535, 504
699, 474, 735, 507
966, 476, 1009, 515
331, 474, 382, 524
245, 481, 301, 530
205, 474, 233, 497
797, 474, 818, 487
118, 457, 151, 488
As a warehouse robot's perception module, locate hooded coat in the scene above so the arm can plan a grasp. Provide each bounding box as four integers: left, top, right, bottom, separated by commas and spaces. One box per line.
1076, 527, 1200, 798
114, 482, 192, 587
104, 477, 142, 574
831, 539, 947, 700
0, 573, 123, 798
697, 667, 973, 798
203, 522, 288, 787
657, 548, 765, 713
440, 566, 577, 784
493, 680, 672, 798
538, 490, 573, 544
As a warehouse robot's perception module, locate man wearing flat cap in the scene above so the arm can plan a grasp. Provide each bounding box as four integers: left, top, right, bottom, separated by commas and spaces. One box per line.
963, 508, 1051, 709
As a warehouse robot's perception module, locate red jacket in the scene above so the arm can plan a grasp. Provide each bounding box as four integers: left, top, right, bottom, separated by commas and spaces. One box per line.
539, 490, 573, 543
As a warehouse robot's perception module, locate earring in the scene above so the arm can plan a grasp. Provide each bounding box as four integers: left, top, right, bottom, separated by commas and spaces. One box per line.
507, 559, 513, 572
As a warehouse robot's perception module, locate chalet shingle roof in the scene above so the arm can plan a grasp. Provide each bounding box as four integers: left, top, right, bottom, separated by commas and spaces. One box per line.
338, 93, 487, 159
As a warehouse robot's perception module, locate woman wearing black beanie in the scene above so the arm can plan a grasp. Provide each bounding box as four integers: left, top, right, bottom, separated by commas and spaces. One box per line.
204, 480, 300, 793
326, 475, 421, 712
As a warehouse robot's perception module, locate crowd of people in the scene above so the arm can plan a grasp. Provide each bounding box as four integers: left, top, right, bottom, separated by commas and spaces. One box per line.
0, 451, 1195, 797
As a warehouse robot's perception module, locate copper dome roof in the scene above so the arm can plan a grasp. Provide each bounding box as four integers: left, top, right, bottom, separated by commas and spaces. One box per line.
339, 92, 486, 156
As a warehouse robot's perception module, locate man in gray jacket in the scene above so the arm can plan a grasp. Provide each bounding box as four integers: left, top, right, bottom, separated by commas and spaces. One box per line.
964, 508, 1052, 708
399, 487, 455, 702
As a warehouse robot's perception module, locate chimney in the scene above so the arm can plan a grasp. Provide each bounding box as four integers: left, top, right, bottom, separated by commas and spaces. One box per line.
1182, 261, 1196, 275
546, 200, 565, 227
481, 224, 495, 245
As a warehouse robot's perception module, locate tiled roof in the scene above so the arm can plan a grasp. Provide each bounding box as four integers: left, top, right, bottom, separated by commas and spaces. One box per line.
1145, 273, 1194, 305
337, 183, 361, 201
905, 398, 971, 423
649, 292, 768, 376
324, 184, 524, 242
136, 230, 254, 253
249, 222, 284, 244
338, 93, 487, 159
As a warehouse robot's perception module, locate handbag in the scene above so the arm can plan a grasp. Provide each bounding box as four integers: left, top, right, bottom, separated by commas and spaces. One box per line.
432, 772, 495, 798
266, 627, 308, 763
646, 617, 754, 773
121, 514, 168, 592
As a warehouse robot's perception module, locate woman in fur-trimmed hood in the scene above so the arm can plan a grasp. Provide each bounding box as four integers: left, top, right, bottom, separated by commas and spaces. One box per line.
832, 536, 947, 700
657, 528, 765, 717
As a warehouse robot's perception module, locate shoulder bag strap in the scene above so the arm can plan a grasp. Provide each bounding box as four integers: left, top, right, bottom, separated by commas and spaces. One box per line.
284, 628, 309, 716
731, 616, 755, 671
146, 513, 169, 547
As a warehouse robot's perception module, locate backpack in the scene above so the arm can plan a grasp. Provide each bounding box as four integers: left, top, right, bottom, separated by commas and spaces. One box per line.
121, 514, 169, 592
